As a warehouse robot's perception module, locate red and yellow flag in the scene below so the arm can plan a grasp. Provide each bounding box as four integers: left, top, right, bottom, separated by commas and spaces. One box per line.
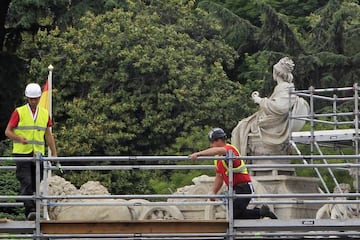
39, 80, 49, 111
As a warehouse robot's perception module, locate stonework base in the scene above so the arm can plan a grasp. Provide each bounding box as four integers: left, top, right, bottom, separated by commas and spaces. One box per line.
252, 175, 321, 219
247, 136, 296, 176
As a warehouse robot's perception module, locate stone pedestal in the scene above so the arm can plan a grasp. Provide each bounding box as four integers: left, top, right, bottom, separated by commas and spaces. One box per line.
252, 175, 321, 219
248, 135, 296, 176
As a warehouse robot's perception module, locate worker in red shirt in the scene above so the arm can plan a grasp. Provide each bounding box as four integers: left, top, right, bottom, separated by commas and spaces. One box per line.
5, 83, 57, 220
189, 127, 277, 219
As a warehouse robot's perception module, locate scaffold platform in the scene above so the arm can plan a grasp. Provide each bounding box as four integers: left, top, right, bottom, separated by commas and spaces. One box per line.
2, 219, 360, 239
291, 129, 357, 144
0, 219, 34, 233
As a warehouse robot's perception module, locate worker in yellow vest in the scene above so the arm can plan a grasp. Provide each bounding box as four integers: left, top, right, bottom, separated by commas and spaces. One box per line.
5, 83, 57, 220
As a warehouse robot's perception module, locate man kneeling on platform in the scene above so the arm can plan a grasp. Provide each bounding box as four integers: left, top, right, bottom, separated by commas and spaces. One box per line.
189, 128, 277, 219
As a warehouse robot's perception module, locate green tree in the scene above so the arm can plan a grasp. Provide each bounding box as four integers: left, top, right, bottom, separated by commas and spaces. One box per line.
29, 0, 243, 156
0, 0, 129, 142
0, 165, 23, 220
198, 0, 360, 90
25, 0, 247, 194
205, 0, 328, 29
1, 0, 128, 52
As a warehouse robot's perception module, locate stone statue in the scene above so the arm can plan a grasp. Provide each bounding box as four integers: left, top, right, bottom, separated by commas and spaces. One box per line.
231, 57, 309, 175
41, 175, 133, 220
41, 175, 184, 220
316, 183, 360, 219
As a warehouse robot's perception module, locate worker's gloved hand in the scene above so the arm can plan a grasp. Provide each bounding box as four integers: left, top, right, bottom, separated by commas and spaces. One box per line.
251, 91, 262, 104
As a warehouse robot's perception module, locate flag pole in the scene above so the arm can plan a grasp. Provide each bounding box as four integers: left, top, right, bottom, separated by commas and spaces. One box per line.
48, 65, 53, 120
47, 64, 54, 156
43, 64, 54, 221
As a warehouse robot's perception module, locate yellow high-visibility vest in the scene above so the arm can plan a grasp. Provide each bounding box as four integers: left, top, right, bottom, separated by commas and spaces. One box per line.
13, 104, 48, 154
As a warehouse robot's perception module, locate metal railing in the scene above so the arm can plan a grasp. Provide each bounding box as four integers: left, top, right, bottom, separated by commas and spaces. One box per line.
1, 154, 360, 239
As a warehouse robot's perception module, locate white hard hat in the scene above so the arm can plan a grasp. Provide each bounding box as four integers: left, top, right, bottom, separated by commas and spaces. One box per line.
25, 83, 42, 98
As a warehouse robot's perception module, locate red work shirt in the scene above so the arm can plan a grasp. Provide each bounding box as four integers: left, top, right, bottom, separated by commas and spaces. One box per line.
7, 107, 52, 128
215, 144, 251, 186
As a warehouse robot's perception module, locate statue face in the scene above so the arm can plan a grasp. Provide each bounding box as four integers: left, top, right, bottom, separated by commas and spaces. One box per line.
273, 68, 282, 82
272, 68, 277, 81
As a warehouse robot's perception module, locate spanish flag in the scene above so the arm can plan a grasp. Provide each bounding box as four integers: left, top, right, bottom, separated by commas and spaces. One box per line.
39, 80, 49, 111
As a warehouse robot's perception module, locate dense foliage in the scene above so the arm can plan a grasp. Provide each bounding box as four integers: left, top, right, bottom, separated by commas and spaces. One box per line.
29, 1, 244, 156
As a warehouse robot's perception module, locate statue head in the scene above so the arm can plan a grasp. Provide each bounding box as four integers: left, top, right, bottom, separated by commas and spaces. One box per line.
273, 57, 295, 83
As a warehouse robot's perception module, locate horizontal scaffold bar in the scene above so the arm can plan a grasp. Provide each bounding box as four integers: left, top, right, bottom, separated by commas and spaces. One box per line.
38, 192, 360, 200
43, 199, 360, 206
42, 163, 360, 171
291, 86, 356, 93
2, 154, 360, 162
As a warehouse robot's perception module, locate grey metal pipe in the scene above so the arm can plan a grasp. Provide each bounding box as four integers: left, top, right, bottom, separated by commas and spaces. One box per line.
40, 192, 360, 200
42, 163, 360, 172
45, 199, 360, 206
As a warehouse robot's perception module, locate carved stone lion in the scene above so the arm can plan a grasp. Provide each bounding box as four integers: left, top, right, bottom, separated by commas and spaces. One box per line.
41, 175, 132, 220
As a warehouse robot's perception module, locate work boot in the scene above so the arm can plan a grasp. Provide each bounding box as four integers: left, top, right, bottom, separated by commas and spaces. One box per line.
26, 212, 36, 221
260, 205, 278, 219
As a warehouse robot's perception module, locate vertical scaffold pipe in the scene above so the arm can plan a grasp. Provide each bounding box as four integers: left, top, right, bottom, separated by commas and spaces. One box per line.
35, 153, 41, 240
353, 83, 359, 214
227, 150, 234, 240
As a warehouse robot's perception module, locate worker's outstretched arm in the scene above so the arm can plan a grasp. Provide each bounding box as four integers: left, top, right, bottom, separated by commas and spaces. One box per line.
189, 147, 227, 161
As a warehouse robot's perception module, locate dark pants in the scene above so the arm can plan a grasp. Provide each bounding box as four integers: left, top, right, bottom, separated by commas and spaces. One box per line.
233, 182, 260, 219
14, 153, 43, 217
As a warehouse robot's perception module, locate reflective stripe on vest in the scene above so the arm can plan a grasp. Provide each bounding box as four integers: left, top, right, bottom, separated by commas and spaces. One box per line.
13, 104, 48, 154
214, 159, 248, 175
214, 145, 248, 175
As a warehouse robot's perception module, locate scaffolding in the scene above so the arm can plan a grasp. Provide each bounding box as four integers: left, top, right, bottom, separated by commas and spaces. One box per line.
290, 84, 360, 194
0, 85, 360, 239
1, 155, 360, 239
